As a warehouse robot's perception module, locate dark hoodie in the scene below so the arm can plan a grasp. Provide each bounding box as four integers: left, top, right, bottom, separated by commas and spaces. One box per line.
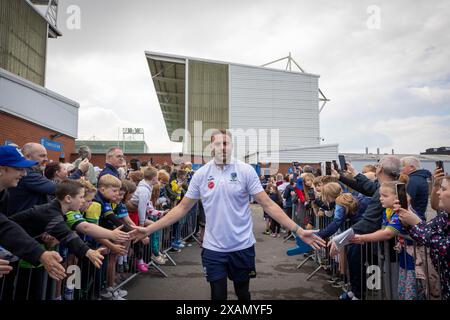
407, 169, 432, 220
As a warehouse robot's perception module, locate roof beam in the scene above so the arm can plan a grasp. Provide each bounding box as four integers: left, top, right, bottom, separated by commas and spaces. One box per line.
156, 91, 185, 97
153, 76, 185, 83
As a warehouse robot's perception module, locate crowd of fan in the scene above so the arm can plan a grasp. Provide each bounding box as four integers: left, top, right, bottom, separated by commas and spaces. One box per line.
0, 143, 448, 300
258, 158, 448, 300
0, 144, 202, 300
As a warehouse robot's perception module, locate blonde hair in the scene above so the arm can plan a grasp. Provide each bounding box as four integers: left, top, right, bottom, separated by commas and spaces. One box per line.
336, 193, 358, 215
313, 176, 323, 186
157, 170, 170, 183
143, 166, 158, 181
78, 178, 97, 195
321, 182, 343, 202
98, 174, 121, 189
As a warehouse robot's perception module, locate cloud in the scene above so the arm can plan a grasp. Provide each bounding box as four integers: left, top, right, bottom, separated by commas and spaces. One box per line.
44, 0, 450, 154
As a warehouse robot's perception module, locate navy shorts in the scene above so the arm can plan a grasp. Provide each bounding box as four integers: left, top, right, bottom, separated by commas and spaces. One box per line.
201, 245, 256, 282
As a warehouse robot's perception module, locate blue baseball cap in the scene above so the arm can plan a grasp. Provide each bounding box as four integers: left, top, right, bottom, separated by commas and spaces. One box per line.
0, 146, 38, 168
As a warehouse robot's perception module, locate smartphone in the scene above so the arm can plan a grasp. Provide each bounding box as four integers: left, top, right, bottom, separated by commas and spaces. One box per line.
396, 183, 408, 210
325, 161, 332, 175
338, 155, 347, 171
332, 160, 339, 171
436, 161, 444, 172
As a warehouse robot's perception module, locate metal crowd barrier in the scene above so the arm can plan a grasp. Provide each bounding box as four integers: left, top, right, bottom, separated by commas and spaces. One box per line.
288, 200, 443, 300
0, 205, 201, 301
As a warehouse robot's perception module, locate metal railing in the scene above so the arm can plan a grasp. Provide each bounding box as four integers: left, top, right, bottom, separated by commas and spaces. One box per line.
0, 205, 200, 300
288, 201, 444, 300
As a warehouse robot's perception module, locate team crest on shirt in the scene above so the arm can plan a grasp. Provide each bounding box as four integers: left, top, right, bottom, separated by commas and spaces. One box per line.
230, 172, 238, 182
207, 176, 215, 189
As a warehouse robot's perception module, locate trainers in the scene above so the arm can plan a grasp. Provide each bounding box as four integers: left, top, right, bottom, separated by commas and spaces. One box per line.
153, 255, 166, 265
262, 230, 271, 235
137, 261, 148, 273
100, 291, 113, 300
171, 241, 183, 250
117, 264, 124, 273
176, 240, 186, 248
112, 291, 126, 300
106, 286, 128, 298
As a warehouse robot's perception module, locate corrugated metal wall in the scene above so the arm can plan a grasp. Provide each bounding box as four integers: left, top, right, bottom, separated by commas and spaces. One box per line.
0, 0, 47, 86
187, 61, 229, 155
229, 64, 321, 162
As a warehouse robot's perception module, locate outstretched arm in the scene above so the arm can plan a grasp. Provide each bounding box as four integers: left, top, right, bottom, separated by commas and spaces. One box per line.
253, 191, 326, 250
135, 196, 197, 236
351, 228, 397, 244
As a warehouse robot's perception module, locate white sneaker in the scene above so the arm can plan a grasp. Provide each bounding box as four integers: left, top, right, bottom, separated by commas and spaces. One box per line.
100, 291, 113, 300
106, 287, 128, 298
112, 291, 127, 300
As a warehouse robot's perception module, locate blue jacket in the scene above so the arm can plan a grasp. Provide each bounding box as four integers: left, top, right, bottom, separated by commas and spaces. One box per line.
407, 169, 431, 220
6, 167, 83, 216
98, 163, 119, 181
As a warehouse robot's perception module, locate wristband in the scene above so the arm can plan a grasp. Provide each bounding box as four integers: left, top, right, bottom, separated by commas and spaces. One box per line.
291, 224, 300, 234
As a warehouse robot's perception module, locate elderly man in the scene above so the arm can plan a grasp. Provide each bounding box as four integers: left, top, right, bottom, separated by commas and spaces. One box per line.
6, 143, 89, 215
73, 145, 98, 185
98, 147, 126, 180
400, 156, 432, 220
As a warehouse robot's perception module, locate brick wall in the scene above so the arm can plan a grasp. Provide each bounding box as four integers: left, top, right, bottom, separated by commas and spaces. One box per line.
0, 111, 75, 162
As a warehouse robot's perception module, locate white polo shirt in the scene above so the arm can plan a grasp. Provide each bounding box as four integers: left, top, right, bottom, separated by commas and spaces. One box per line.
185, 159, 264, 252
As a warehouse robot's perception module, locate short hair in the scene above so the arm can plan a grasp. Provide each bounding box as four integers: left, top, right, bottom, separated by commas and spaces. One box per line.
128, 170, 144, 184
401, 156, 422, 170
176, 169, 187, 179
78, 145, 91, 158
143, 166, 158, 181
98, 174, 122, 189
379, 155, 401, 179
78, 178, 97, 195
106, 147, 122, 158
321, 182, 343, 201
210, 129, 232, 143
158, 170, 170, 183
44, 162, 62, 180
120, 179, 136, 194
56, 180, 84, 201
362, 164, 377, 173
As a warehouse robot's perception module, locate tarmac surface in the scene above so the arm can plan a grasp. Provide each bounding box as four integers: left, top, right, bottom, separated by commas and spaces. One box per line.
124, 204, 340, 300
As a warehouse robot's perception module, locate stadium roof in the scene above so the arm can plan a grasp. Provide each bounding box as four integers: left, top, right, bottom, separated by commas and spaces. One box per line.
145, 51, 320, 142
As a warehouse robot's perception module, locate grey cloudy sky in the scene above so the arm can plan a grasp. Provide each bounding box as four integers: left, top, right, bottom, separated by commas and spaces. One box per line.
44, 0, 450, 154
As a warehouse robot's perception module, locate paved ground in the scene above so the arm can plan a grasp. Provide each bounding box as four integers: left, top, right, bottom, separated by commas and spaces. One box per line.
124, 204, 340, 300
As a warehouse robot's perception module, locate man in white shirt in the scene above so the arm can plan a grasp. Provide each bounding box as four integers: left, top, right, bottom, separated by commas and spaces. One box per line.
134, 129, 325, 300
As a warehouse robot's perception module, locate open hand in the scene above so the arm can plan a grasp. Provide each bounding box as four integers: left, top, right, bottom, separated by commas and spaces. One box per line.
299, 230, 326, 250
111, 225, 130, 243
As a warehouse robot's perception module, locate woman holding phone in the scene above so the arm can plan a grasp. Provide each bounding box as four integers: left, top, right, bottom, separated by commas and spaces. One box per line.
394, 174, 450, 300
